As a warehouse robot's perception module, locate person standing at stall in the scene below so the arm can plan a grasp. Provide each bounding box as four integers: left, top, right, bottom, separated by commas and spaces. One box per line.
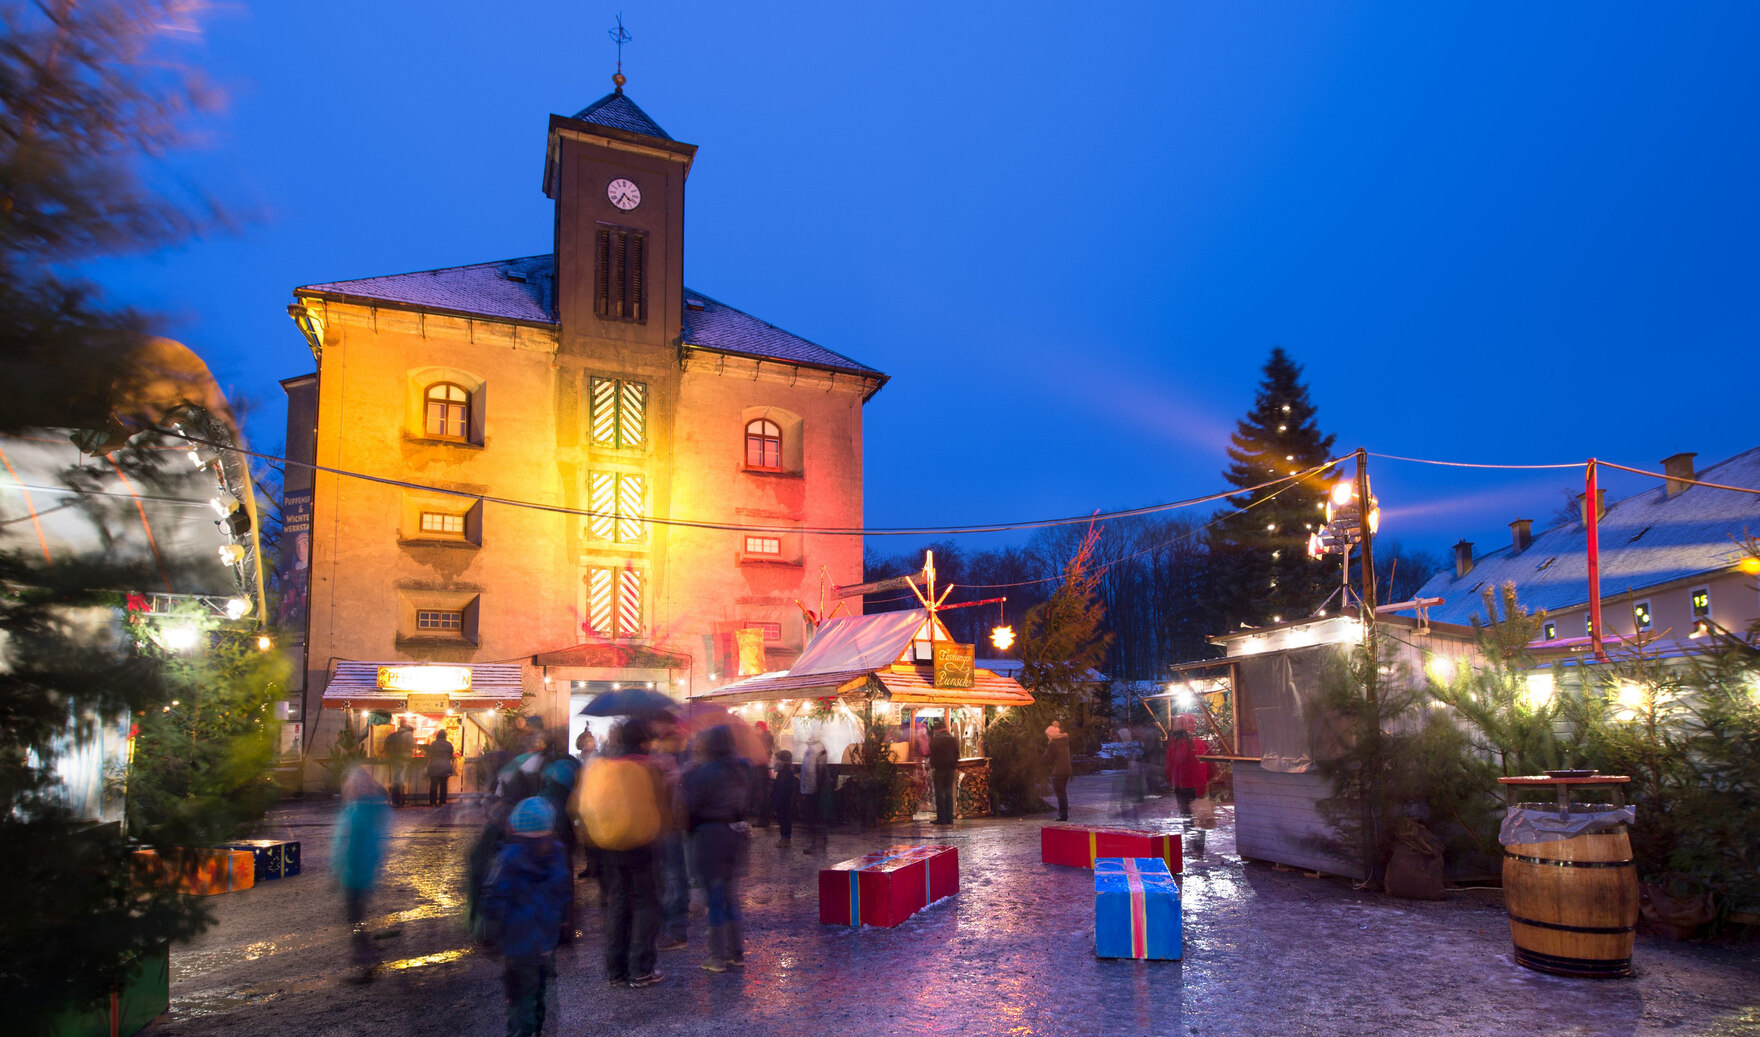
770, 749, 798, 847
577, 718, 668, 988
426, 729, 456, 807
1165, 714, 1212, 817
929, 721, 960, 825
799, 734, 830, 855
1043, 722, 1073, 822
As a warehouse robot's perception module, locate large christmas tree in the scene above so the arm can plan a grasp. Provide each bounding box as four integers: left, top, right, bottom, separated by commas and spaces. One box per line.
1208, 347, 1338, 631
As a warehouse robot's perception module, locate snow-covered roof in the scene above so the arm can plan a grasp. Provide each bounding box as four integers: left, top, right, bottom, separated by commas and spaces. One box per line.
1413, 446, 1760, 625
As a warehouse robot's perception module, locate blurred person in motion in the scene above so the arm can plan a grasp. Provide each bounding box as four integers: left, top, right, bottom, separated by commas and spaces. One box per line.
1042, 722, 1073, 822
575, 727, 597, 759
800, 733, 830, 855
1165, 713, 1212, 818
384, 719, 414, 808
540, 753, 581, 942
575, 718, 669, 988
683, 725, 751, 972
1115, 726, 1144, 821
929, 720, 960, 825
770, 749, 798, 847
333, 767, 391, 983
653, 719, 691, 952
751, 720, 776, 828
425, 728, 456, 807
480, 797, 572, 1037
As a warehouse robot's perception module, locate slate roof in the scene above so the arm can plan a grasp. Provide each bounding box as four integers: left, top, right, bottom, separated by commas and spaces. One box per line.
1412, 446, 1760, 625
572, 91, 671, 140
296, 256, 884, 378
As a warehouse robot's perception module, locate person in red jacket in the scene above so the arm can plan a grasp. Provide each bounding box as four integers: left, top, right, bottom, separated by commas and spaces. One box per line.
1164, 714, 1211, 817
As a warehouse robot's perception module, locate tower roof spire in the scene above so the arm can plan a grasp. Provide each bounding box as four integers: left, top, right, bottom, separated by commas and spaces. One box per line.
609, 14, 631, 94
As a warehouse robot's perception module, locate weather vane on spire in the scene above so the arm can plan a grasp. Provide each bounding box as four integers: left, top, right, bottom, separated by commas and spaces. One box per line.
609, 13, 632, 92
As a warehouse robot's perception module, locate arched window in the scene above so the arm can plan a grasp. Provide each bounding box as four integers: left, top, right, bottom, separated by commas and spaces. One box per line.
425, 383, 470, 440
745, 419, 781, 470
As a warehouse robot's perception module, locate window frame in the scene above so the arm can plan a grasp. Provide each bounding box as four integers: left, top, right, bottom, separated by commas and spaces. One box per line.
1542, 621, 1557, 640
1690, 587, 1711, 618
416, 608, 464, 633
595, 226, 648, 324
423, 382, 472, 441
589, 377, 647, 450
419, 511, 466, 538
587, 470, 647, 544
1632, 600, 1652, 632
584, 565, 643, 639
744, 418, 782, 471
744, 534, 781, 556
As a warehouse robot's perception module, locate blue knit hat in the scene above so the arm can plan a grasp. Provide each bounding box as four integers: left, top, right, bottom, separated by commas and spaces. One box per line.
509, 796, 556, 836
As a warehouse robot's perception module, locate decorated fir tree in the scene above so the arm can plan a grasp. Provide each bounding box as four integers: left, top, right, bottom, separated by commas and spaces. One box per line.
1208, 347, 1338, 631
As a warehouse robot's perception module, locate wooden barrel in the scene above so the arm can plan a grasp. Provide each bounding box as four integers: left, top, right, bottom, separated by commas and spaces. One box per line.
1502, 828, 1639, 978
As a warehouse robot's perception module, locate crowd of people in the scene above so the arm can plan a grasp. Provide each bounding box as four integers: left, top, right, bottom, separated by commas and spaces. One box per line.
331, 710, 1213, 1036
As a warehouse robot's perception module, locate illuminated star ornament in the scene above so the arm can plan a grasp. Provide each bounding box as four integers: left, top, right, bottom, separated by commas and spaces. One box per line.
990, 625, 1015, 651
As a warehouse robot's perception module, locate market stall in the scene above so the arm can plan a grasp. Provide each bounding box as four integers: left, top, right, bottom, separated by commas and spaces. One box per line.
695, 607, 1032, 822
319, 662, 525, 795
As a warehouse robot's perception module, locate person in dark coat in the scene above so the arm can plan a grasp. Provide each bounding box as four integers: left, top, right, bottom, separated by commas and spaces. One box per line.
1042, 722, 1074, 821
682, 725, 751, 972
770, 750, 798, 847
425, 731, 455, 807
480, 797, 572, 1037
929, 721, 961, 825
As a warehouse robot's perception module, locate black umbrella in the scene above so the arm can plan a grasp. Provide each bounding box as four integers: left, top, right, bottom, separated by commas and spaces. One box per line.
578, 686, 678, 717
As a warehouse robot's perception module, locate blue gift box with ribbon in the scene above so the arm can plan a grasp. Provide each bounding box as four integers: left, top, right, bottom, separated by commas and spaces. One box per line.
219, 839, 301, 881
1094, 857, 1181, 960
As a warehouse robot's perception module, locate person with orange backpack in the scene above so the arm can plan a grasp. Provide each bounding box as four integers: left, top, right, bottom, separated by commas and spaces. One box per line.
573, 717, 669, 988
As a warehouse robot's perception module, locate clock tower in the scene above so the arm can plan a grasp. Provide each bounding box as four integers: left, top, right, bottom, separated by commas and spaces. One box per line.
544, 76, 697, 353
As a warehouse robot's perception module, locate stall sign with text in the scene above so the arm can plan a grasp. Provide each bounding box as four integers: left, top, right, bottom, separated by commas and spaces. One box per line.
405, 693, 450, 714
933, 643, 975, 689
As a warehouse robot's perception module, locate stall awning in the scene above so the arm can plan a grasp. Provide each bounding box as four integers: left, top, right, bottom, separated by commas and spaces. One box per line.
691, 668, 874, 703
873, 665, 1034, 707
320, 661, 526, 710
532, 643, 691, 669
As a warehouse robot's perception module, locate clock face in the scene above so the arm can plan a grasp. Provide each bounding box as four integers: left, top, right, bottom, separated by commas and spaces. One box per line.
607, 178, 641, 211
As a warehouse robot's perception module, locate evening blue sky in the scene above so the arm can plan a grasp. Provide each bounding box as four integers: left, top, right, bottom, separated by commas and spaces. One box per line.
89, 3, 1760, 564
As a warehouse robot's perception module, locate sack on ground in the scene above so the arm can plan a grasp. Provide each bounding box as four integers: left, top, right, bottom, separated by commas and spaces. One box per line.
1384, 818, 1446, 900
576, 757, 661, 851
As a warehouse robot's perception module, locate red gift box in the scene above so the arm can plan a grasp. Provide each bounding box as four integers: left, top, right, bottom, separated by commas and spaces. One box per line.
819, 845, 959, 927
1040, 826, 1181, 874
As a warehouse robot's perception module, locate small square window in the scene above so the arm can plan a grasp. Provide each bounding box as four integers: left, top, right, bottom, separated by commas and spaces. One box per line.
1691, 588, 1710, 618
1586, 614, 1595, 636
749, 621, 782, 642
1542, 621, 1556, 640
1633, 601, 1652, 631
744, 535, 780, 556
417, 609, 463, 631
419, 511, 465, 536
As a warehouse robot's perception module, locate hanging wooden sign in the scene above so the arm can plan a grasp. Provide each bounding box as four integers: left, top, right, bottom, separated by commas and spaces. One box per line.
933, 643, 975, 689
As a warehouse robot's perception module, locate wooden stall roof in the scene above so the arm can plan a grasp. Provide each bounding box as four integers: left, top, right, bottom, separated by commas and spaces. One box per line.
320, 661, 525, 710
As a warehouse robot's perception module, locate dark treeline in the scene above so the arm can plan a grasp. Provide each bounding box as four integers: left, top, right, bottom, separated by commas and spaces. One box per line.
864, 521, 1441, 682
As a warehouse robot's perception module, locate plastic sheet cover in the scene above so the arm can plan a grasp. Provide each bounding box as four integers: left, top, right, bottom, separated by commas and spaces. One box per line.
1237, 645, 1338, 773
1499, 804, 1636, 846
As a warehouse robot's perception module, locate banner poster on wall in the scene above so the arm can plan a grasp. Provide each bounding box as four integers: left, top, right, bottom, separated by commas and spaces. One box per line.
274, 489, 312, 636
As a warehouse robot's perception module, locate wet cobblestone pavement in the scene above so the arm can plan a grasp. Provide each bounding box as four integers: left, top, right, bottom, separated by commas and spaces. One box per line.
147, 777, 1760, 1037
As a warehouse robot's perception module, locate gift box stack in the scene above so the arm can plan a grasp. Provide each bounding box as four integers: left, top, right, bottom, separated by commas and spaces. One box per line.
1094, 857, 1182, 960
1041, 825, 1181, 874
132, 847, 255, 895
819, 845, 959, 927
219, 839, 301, 881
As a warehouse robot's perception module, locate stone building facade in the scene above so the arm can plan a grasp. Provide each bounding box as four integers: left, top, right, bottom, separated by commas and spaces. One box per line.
283, 85, 885, 783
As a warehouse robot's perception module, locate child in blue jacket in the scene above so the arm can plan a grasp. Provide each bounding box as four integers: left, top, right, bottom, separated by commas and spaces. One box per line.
481, 797, 573, 1037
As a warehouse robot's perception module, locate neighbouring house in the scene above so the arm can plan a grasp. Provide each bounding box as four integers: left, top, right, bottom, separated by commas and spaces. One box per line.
1414, 448, 1760, 656
282, 76, 887, 790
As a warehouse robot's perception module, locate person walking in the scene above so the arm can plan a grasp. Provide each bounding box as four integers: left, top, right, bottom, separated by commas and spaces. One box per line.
770, 749, 798, 847
653, 722, 691, 953
682, 725, 751, 973
333, 767, 391, 983
1042, 722, 1074, 822
425, 729, 456, 807
480, 797, 572, 1037
1165, 714, 1212, 817
929, 721, 960, 825
751, 721, 776, 828
800, 734, 830, 855
384, 720, 414, 808
576, 718, 668, 989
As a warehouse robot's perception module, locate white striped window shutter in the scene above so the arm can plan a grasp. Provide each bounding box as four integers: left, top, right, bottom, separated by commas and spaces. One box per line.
589, 377, 646, 448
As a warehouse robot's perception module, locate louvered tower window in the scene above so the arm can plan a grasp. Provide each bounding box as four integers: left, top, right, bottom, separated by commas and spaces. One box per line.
585, 566, 643, 638
589, 377, 646, 449
587, 471, 646, 543
596, 227, 648, 323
